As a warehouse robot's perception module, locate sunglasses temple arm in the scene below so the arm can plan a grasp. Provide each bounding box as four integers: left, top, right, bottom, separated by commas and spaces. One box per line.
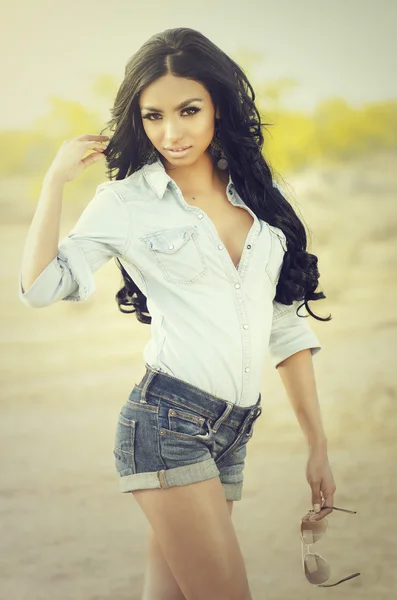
322, 506, 357, 514
317, 572, 361, 587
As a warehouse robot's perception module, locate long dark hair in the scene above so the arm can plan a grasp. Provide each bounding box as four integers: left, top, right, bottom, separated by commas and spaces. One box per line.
99, 27, 331, 324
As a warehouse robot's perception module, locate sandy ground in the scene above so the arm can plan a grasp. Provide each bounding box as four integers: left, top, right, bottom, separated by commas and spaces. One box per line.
1, 152, 396, 599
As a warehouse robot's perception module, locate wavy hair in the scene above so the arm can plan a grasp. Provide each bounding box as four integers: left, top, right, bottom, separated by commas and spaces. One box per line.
99, 27, 331, 324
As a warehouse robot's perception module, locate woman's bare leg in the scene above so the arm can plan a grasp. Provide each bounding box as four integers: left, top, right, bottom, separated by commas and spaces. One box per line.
140, 499, 234, 600
133, 477, 251, 600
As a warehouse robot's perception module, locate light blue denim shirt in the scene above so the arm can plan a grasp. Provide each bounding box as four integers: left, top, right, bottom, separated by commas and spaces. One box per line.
18, 156, 321, 407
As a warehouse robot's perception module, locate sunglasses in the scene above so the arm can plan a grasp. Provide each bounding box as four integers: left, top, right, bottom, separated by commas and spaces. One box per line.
300, 505, 361, 587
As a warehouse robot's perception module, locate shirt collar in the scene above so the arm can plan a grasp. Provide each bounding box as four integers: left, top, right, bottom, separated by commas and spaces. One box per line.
142, 155, 237, 201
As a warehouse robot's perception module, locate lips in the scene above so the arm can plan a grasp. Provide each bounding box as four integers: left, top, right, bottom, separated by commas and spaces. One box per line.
166, 146, 191, 151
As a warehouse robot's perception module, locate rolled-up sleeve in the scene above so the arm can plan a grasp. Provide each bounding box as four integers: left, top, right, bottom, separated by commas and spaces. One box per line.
268, 300, 322, 368
18, 183, 130, 308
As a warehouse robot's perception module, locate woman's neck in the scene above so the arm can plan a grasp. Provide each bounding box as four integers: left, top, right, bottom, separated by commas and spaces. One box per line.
164, 152, 228, 198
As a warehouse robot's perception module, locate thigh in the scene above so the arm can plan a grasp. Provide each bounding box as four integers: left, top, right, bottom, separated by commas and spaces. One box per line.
133, 478, 251, 600
141, 500, 234, 600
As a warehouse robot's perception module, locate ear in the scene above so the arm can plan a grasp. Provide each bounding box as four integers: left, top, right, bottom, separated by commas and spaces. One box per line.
215, 108, 221, 119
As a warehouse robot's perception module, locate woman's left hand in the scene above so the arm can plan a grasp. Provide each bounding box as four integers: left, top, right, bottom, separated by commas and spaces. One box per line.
303, 449, 336, 522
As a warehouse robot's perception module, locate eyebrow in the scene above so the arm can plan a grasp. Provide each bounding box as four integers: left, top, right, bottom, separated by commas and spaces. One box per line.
140, 98, 204, 112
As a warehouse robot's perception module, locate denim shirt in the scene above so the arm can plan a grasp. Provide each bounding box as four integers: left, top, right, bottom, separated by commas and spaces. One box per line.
18, 156, 321, 407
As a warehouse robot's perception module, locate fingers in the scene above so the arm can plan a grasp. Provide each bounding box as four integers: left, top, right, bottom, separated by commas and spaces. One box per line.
301, 510, 315, 522
80, 141, 109, 170
310, 484, 326, 521
78, 133, 109, 141
82, 145, 108, 156
85, 143, 109, 152
311, 482, 322, 514
81, 152, 106, 168
320, 492, 335, 518
309, 493, 334, 521
306, 458, 337, 522
82, 142, 109, 153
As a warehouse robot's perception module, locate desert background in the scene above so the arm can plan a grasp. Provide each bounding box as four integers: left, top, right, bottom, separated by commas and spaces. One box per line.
1, 1, 397, 599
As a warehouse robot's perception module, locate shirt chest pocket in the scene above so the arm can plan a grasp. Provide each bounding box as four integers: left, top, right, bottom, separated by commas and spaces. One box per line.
140, 225, 207, 284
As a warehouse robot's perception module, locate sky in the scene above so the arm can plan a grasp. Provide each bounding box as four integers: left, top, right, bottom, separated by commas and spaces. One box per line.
1, 0, 396, 131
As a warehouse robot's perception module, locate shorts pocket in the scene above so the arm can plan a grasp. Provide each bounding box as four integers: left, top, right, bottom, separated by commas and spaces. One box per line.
157, 400, 211, 469
159, 400, 207, 439
113, 414, 137, 476
140, 225, 207, 284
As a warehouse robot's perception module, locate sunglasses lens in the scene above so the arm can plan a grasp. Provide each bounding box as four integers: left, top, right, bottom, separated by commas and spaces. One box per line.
304, 553, 331, 584
301, 518, 327, 544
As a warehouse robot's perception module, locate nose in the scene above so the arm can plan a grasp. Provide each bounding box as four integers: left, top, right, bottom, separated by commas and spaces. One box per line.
163, 119, 184, 146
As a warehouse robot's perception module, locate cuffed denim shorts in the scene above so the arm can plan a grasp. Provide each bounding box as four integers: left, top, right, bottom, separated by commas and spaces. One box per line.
113, 364, 262, 501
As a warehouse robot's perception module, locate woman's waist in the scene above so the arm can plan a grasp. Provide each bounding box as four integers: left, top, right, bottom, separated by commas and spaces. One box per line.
143, 347, 265, 408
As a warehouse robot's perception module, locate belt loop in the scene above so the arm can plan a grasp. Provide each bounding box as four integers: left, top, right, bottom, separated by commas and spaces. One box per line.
140, 366, 156, 404
210, 402, 233, 433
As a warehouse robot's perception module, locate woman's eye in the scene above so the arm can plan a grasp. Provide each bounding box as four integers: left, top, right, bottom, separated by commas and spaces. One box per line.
143, 107, 200, 121
182, 107, 200, 117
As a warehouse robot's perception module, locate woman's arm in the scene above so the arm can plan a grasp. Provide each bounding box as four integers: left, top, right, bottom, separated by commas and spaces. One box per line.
18, 183, 129, 308
276, 348, 327, 450
277, 348, 336, 519
21, 172, 65, 294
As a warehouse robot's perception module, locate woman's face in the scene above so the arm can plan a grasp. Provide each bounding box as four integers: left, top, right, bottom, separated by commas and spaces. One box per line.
139, 73, 219, 169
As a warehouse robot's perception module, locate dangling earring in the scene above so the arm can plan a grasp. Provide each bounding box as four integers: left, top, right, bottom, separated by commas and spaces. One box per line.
210, 121, 228, 170
217, 151, 228, 171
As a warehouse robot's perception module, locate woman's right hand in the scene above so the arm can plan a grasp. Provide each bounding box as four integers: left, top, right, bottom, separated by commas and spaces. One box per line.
46, 133, 110, 183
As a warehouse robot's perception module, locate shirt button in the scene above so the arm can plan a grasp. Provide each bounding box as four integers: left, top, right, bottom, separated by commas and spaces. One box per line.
218, 244, 223, 250
198, 214, 204, 219
168, 244, 174, 250
243, 324, 248, 330
245, 367, 250, 373
247, 244, 251, 249
234, 283, 241, 289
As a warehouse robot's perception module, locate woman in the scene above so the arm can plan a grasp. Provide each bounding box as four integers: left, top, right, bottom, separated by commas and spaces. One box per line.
20, 27, 336, 600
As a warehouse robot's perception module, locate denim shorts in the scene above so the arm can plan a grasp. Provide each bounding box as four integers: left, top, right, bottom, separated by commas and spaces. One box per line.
113, 364, 262, 501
